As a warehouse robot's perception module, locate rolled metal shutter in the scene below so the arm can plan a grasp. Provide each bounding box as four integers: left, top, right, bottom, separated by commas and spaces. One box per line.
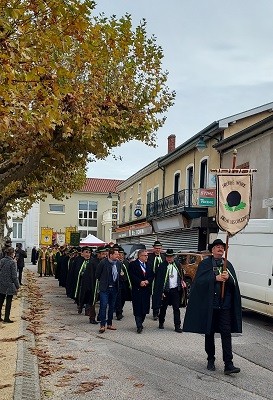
158, 228, 199, 252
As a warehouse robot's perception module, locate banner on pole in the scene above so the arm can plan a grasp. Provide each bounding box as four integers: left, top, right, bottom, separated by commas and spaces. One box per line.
216, 173, 253, 237
70, 232, 80, 246
40, 227, 53, 245
56, 232, 66, 246
65, 226, 76, 244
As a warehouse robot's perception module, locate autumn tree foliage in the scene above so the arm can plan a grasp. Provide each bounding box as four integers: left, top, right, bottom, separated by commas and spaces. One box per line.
0, 0, 175, 219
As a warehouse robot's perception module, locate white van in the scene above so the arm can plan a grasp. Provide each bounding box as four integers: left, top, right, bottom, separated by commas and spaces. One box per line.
218, 219, 273, 317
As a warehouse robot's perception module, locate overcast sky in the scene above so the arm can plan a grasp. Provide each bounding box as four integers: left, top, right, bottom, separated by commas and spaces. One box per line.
87, 0, 273, 180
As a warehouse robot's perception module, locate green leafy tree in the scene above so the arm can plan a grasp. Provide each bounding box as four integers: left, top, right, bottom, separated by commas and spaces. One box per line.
0, 0, 175, 225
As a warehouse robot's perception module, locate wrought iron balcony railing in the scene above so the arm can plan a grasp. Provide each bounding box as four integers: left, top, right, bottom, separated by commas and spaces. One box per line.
146, 189, 200, 219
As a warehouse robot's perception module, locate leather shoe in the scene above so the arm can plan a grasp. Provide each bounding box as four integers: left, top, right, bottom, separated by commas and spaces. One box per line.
89, 319, 98, 324
107, 325, 117, 330
116, 314, 123, 320
99, 326, 105, 333
4, 319, 14, 323
159, 323, 164, 329
137, 327, 143, 334
175, 326, 183, 333
207, 360, 216, 371
224, 364, 240, 375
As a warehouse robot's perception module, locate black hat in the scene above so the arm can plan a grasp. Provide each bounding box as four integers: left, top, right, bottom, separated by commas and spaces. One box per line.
208, 239, 226, 253
153, 240, 162, 247
81, 246, 92, 252
118, 247, 127, 255
165, 249, 175, 256
97, 246, 107, 253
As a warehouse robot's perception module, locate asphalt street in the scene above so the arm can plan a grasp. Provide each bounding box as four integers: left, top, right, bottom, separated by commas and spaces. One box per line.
12, 265, 273, 399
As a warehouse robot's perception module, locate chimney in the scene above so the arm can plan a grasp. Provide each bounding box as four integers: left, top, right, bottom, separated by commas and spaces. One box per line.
167, 134, 176, 153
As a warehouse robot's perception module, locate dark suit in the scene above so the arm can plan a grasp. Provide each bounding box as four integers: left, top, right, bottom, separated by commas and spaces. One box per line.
129, 259, 154, 329
95, 258, 122, 327
148, 252, 166, 318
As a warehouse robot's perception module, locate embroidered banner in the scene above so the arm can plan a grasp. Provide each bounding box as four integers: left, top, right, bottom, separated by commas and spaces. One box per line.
40, 227, 53, 245
56, 232, 66, 246
65, 226, 76, 244
216, 174, 253, 236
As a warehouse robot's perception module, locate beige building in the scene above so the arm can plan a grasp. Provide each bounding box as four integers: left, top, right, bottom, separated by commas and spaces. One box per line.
114, 101, 273, 251
7, 178, 123, 250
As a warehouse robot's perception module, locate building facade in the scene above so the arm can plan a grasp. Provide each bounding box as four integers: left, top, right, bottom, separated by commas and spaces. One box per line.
6, 178, 123, 252
113, 102, 273, 252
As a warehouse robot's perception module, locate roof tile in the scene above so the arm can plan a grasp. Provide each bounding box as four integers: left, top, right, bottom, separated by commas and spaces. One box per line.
80, 178, 124, 193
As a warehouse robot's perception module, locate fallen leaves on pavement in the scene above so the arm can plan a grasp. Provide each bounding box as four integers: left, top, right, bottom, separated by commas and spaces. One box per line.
75, 381, 103, 394
0, 335, 26, 342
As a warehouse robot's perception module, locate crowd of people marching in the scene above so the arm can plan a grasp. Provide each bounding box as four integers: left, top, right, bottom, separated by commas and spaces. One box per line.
36, 240, 186, 334
0, 237, 242, 374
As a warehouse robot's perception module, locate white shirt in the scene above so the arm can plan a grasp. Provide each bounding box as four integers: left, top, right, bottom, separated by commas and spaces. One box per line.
167, 263, 178, 289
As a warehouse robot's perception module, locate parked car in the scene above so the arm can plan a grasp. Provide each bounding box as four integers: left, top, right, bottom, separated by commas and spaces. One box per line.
119, 243, 146, 261
177, 251, 210, 298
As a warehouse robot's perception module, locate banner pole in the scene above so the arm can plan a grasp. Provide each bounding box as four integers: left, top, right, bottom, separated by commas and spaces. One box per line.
221, 149, 237, 298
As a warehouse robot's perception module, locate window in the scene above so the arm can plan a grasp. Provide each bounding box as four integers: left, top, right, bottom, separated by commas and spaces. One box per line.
130, 186, 133, 198
186, 165, 194, 207
129, 203, 133, 221
122, 206, 126, 223
154, 187, 159, 202
147, 190, 152, 204
12, 218, 23, 239
49, 204, 65, 213
138, 182, 142, 195
78, 201, 97, 233
200, 159, 208, 189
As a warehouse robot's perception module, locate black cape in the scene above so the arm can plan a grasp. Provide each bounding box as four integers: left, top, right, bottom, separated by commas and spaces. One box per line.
183, 256, 242, 334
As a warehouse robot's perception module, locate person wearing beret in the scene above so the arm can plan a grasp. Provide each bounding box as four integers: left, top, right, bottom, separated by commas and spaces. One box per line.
153, 249, 184, 333
183, 239, 242, 375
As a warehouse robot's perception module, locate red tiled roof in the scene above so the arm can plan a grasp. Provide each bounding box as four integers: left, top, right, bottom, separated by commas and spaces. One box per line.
80, 178, 124, 193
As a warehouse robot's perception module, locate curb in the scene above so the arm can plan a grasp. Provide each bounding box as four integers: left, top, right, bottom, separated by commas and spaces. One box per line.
14, 297, 41, 400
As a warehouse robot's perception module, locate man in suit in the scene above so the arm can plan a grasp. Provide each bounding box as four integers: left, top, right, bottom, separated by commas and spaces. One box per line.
148, 240, 165, 320
95, 248, 121, 333
129, 249, 154, 333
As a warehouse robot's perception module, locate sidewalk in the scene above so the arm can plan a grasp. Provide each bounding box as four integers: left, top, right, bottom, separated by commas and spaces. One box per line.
0, 265, 40, 400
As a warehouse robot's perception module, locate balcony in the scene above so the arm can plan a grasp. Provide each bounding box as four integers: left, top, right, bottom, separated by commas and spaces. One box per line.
146, 189, 208, 220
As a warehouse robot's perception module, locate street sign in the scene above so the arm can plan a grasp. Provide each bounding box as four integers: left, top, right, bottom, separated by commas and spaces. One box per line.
198, 188, 216, 207
198, 197, 216, 207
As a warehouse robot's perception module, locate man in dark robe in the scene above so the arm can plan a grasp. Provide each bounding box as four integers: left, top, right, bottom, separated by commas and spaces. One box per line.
148, 240, 165, 320
115, 247, 132, 320
79, 246, 108, 323
129, 249, 154, 333
153, 249, 184, 333
183, 239, 242, 375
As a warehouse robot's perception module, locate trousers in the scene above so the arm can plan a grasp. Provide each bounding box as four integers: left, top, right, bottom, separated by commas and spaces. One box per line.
205, 308, 233, 365
0, 293, 13, 321
158, 287, 181, 327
